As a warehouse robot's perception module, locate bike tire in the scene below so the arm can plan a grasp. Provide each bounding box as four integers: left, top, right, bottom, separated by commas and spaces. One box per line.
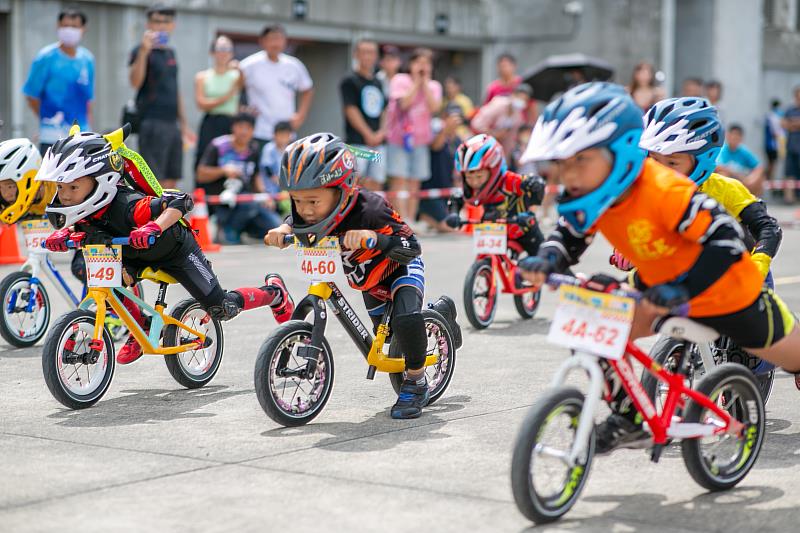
0, 271, 51, 347
41, 309, 115, 409
388, 309, 456, 405
254, 320, 335, 427
513, 289, 541, 320
511, 386, 594, 524
462, 258, 497, 329
681, 363, 765, 491
642, 336, 687, 416
163, 298, 224, 389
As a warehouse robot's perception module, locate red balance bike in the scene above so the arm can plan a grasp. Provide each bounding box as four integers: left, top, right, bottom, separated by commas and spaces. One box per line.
453, 214, 541, 329
511, 274, 765, 524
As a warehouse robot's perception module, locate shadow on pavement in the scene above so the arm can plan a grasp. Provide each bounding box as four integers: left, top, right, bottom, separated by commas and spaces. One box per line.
47, 385, 251, 427
260, 394, 472, 452
468, 318, 551, 337
525, 485, 787, 532
0, 346, 40, 359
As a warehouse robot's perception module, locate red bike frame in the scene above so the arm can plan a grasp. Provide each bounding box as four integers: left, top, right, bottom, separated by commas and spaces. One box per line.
609, 341, 745, 445
477, 241, 537, 297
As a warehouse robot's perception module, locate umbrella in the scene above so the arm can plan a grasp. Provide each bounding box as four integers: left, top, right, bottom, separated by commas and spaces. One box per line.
522, 53, 615, 102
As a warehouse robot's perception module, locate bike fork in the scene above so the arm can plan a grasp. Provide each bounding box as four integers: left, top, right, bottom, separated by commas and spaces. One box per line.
550, 351, 605, 467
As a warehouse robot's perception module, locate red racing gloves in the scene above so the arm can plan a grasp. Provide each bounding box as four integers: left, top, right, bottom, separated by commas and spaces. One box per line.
129, 221, 162, 249
44, 227, 73, 252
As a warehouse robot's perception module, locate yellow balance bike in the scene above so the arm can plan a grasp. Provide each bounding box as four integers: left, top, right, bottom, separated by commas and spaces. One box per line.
254, 235, 457, 426
42, 236, 224, 409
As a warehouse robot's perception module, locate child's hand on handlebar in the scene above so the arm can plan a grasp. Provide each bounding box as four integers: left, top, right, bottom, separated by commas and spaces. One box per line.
44, 227, 73, 252
342, 230, 377, 250
517, 256, 556, 288
264, 224, 293, 249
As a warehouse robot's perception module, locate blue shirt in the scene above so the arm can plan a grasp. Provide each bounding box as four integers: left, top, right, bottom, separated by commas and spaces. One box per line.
259, 141, 285, 193
23, 43, 94, 144
717, 143, 760, 175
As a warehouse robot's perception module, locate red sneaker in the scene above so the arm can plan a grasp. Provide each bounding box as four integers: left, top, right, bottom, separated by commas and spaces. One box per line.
116, 335, 143, 365
265, 273, 294, 324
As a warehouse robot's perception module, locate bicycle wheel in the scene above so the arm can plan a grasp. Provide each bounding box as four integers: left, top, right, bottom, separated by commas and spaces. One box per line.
388, 308, 456, 405
514, 289, 541, 320
0, 271, 50, 347
41, 309, 115, 409
511, 387, 594, 524
462, 258, 497, 329
254, 320, 334, 427
163, 298, 224, 389
681, 363, 765, 491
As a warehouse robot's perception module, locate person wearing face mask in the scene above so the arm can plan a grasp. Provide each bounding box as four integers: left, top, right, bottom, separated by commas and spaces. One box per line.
128, 3, 197, 190
470, 83, 532, 156
23, 9, 94, 155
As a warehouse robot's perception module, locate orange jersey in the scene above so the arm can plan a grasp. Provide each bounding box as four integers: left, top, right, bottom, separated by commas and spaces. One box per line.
597, 159, 762, 316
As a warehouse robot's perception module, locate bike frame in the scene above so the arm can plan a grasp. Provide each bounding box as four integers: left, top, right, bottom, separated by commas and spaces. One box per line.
549, 341, 744, 468
78, 279, 206, 356
290, 281, 438, 376
15, 249, 83, 312
476, 241, 537, 297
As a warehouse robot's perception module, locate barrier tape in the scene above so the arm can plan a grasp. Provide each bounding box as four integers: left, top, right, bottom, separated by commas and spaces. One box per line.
205, 184, 562, 206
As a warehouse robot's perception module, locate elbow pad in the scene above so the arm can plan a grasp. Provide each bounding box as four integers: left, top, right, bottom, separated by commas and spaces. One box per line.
377, 234, 421, 265
739, 201, 782, 259
153, 191, 194, 216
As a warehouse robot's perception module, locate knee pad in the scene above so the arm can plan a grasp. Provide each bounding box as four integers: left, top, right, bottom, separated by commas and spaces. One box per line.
206, 292, 241, 321
391, 311, 427, 369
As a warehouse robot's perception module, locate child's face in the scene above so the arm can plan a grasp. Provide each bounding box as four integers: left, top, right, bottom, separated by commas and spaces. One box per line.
553, 148, 613, 198
465, 169, 490, 190
726, 130, 742, 150
274, 130, 292, 149
649, 152, 695, 177
0, 180, 17, 204
57, 176, 95, 206
290, 188, 341, 224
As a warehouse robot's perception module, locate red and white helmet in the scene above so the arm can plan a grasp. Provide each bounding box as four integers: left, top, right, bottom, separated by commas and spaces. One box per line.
454, 134, 507, 205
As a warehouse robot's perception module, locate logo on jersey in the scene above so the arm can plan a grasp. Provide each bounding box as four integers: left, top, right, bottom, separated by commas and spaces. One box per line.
627, 219, 677, 260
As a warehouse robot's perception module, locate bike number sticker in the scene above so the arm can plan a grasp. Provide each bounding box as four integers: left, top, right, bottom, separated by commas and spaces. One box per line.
84, 245, 123, 288
547, 285, 635, 359
473, 223, 507, 255
19, 219, 53, 251
295, 237, 343, 283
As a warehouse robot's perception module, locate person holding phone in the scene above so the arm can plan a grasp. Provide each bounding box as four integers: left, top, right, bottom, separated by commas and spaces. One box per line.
128, 3, 196, 189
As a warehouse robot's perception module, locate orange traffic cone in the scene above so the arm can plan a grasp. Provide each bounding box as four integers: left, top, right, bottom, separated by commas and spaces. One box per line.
0, 224, 25, 264
189, 189, 221, 252
462, 204, 484, 235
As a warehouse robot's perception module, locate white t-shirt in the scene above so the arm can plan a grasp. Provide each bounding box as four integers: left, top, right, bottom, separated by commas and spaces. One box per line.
240, 51, 313, 140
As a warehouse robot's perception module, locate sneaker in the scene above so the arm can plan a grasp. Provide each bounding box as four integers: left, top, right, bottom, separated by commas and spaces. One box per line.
116, 335, 143, 365
430, 295, 463, 349
265, 273, 295, 324
594, 413, 651, 454
391, 378, 430, 419
794, 372, 800, 391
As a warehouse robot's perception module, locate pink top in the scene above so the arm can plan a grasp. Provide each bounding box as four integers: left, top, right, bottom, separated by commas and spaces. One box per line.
482, 75, 522, 105
386, 73, 442, 147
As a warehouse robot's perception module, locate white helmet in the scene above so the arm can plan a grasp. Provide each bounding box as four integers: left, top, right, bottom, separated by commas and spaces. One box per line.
37, 128, 124, 229
0, 139, 54, 223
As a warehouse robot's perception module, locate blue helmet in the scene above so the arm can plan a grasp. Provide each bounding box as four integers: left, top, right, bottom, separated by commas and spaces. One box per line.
640, 97, 723, 185
520, 82, 646, 232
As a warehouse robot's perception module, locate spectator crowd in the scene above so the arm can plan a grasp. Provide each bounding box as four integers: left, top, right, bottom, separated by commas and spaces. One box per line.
19, 3, 800, 244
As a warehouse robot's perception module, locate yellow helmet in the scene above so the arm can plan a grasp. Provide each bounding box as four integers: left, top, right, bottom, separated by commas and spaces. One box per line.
0, 139, 53, 224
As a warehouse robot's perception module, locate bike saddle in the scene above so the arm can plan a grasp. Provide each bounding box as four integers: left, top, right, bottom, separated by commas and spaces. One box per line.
138, 267, 178, 285
653, 316, 719, 344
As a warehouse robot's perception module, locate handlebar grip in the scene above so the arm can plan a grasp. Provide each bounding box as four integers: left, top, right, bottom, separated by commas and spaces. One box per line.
111, 237, 131, 245
363, 237, 377, 249
283, 234, 295, 245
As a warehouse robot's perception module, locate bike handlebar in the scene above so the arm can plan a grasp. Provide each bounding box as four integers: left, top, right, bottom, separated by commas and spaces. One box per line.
42, 236, 155, 249
448, 213, 536, 228
545, 273, 690, 317
281, 234, 377, 249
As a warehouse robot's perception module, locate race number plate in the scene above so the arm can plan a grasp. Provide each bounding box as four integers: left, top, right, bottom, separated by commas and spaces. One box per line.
295, 237, 343, 283
473, 222, 507, 255
547, 285, 635, 359
84, 245, 123, 288
19, 219, 53, 251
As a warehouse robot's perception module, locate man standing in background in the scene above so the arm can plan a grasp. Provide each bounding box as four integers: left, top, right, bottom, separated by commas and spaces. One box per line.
240, 24, 314, 148
23, 9, 94, 154
128, 3, 195, 189
340, 39, 386, 191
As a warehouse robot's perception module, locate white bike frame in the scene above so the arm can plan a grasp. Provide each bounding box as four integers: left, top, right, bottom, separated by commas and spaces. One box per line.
18, 248, 83, 308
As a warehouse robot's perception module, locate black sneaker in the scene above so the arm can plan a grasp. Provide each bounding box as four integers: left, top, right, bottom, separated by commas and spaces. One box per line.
430, 295, 462, 349
595, 414, 651, 454
391, 378, 430, 419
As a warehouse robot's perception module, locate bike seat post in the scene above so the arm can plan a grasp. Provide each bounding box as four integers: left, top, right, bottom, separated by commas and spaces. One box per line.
155, 281, 169, 309
366, 365, 377, 380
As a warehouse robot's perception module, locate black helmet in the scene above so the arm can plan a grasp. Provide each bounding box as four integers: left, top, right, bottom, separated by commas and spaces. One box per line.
279, 133, 359, 246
